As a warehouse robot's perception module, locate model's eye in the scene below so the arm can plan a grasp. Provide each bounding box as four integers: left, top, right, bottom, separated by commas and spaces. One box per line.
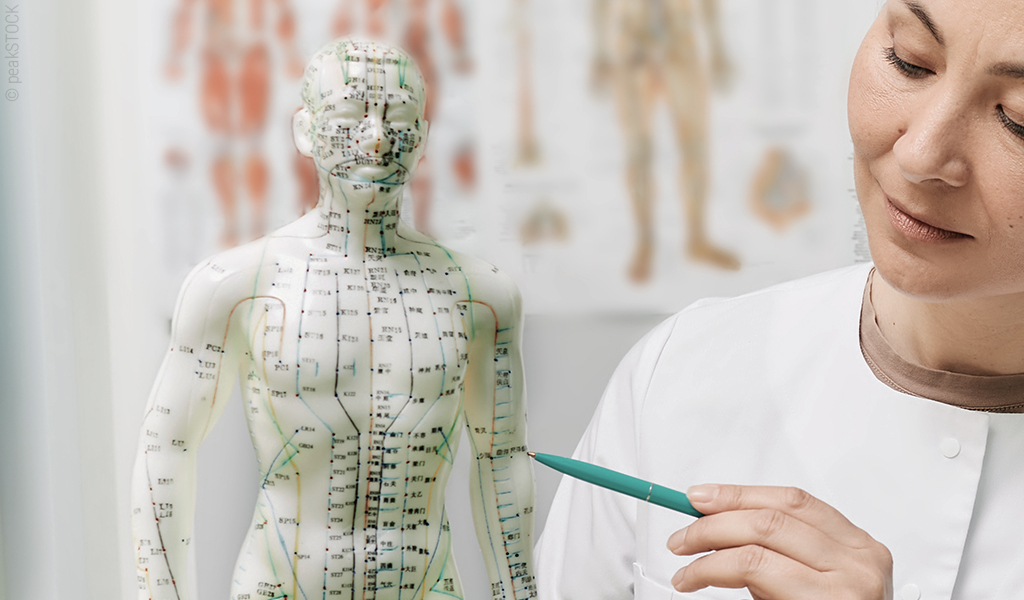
329, 100, 364, 126
885, 46, 932, 79
385, 106, 416, 128
998, 105, 1024, 141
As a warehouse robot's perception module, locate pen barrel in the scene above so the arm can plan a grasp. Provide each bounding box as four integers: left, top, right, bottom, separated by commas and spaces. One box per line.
648, 484, 703, 518
532, 453, 703, 518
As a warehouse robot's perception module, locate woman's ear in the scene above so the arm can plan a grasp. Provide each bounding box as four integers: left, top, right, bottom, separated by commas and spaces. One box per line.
293, 107, 314, 157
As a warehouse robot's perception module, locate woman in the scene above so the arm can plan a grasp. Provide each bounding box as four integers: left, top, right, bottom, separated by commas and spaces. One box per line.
535, 1, 1024, 598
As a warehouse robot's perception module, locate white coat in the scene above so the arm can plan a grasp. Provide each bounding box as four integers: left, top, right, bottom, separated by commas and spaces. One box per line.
535, 264, 1024, 599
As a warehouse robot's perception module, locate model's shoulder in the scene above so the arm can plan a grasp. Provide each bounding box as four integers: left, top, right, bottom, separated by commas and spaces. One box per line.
433, 246, 522, 318
178, 238, 284, 299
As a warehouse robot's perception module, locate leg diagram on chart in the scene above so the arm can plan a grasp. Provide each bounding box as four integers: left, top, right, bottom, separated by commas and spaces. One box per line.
511, 0, 540, 168
748, 0, 814, 231
165, 0, 306, 248
508, 0, 572, 251
594, 0, 739, 283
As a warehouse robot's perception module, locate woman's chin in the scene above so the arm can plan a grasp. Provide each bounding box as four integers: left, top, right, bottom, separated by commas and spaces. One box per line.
871, 245, 967, 303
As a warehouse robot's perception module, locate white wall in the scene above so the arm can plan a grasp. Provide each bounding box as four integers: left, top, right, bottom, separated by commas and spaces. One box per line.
0, 0, 122, 597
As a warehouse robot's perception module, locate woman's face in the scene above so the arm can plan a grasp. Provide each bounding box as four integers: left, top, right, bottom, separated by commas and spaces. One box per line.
849, 0, 1024, 302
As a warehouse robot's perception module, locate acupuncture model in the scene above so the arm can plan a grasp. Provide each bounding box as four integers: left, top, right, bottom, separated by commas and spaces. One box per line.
130, 38, 537, 600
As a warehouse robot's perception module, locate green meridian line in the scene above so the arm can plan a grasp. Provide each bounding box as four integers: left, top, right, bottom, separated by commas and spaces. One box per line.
266, 450, 300, 477
245, 238, 277, 348
398, 56, 408, 88
336, 46, 351, 84
437, 247, 477, 339
435, 418, 459, 463
258, 382, 293, 445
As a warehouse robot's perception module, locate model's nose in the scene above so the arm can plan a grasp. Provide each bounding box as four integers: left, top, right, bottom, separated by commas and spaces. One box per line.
358, 118, 392, 156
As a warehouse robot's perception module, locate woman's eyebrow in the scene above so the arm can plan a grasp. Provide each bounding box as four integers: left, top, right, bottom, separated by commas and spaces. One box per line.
990, 62, 1024, 80
902, 0, 944, 45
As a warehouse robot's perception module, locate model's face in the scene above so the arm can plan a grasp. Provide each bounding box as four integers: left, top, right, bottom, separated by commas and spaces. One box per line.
309, 43, 427, 185
849, 0, 1024, 301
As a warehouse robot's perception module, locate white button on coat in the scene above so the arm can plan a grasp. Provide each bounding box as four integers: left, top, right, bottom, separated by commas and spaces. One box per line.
941, 438, 961, 458
901, 583, 921, 600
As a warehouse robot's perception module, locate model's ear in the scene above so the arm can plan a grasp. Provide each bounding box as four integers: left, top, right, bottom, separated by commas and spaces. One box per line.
293, 107, 314, 157
414, 118, 429, 166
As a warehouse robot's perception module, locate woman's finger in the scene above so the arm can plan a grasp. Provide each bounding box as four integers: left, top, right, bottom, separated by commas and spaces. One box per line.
671, 544, 823, 599
686, 484, 876, 548
667, 507, 850, 572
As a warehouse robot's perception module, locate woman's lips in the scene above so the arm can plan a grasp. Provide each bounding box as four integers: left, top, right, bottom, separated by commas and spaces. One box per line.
885, 197, 971, 243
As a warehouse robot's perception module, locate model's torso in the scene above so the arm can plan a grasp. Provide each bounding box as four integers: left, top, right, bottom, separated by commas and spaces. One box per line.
222, 233, 490, 599
610, 0, 693, 46
203, 0, 273, 54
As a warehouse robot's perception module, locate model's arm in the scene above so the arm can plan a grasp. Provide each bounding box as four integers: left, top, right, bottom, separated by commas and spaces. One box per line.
166, 0, 198, 79
590, 0, 611, 91
699, 0, 734, 91
129, 263, 244, 600
329, 0, 352, 38
271, 0, 305, 78
462, 274, 536, 600
440, 0, 472, 72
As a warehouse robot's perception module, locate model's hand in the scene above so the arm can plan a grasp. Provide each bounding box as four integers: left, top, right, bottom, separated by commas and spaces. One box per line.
287, 55, 305, 80
708, 48, 734, 93
165, 60, 184, 81
452, 52, 474, 74
590, 57, 611, 94
331, 10, 351, 38
667, 484, 893, 600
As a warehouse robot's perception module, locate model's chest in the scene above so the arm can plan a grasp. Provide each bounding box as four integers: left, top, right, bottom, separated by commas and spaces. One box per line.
239, 255, 475, 429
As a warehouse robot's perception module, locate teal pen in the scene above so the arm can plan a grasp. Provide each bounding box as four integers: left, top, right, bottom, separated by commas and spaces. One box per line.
529, 452, 703, 518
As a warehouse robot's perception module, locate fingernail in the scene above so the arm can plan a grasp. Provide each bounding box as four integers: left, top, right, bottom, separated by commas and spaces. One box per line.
687, 484, 719, 503
671, 566, 686, 589
666, 526, 688, 553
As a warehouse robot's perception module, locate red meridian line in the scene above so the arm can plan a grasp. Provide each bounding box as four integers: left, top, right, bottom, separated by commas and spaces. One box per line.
144, 459, 182, 600
200, 294, 286, 441
361, 240, 376, 600
458, 299, 521, 597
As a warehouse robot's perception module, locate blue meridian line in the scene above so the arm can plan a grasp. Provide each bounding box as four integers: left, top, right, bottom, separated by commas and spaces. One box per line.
253, 505, 282, 583
263, 432, 301, 481
413, 505, 451, 598
294, 254, 336, 434
262, 491, 303, 594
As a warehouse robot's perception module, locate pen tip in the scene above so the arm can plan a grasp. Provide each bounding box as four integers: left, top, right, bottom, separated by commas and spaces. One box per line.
527, 452, 536, 458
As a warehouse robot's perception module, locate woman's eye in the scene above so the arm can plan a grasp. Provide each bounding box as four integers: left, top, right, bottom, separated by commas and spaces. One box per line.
997, 105, 1024, 141
884, 46, 932, 79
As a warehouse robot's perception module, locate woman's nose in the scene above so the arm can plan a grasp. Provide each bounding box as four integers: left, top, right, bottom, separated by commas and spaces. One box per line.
892, 87, 970, 187
358, 117, 392, 156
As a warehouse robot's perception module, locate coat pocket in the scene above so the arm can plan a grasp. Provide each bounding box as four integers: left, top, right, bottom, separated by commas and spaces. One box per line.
632, 562, 747, 600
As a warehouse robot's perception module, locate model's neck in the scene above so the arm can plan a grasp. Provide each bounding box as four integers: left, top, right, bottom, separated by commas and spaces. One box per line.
315, 176, 405, 256
873, 275, 1024, 376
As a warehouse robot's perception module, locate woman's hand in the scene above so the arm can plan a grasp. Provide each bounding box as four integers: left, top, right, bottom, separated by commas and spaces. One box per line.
667, 484, 893, 600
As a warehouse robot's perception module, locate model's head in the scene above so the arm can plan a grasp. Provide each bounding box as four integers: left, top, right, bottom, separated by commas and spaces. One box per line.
849, 0, 1024, 302
294, 38, 429, 186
